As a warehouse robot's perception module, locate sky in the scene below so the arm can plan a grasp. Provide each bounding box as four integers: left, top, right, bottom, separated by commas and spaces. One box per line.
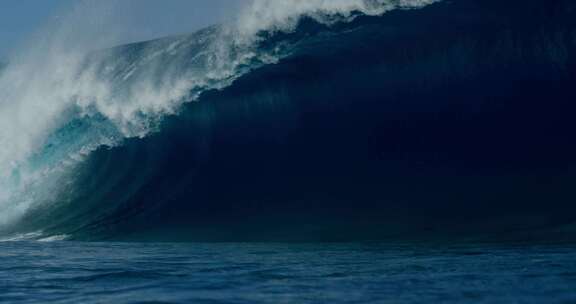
0, 0, 246, 58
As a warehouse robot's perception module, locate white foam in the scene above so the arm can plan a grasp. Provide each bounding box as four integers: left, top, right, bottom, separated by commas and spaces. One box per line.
0, 231, 44, 242
232, 0, 439, 44
0, 230, 68, 242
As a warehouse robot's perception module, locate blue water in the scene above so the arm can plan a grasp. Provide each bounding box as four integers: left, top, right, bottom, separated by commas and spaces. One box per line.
0, 2, 575, 303
1, 242, 575, 303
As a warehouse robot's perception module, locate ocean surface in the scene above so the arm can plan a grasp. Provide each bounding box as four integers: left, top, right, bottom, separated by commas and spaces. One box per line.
1, 241, 575, 304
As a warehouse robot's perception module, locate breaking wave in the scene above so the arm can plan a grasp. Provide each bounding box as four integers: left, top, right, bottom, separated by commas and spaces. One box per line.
1, 0, 575, 242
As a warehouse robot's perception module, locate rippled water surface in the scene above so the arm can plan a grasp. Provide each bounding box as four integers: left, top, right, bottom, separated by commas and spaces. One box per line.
1, 242, 575, 303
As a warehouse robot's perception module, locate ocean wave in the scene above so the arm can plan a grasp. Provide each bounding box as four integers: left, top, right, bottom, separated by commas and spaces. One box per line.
1, 0, 575, 241
0, 0, 438, 233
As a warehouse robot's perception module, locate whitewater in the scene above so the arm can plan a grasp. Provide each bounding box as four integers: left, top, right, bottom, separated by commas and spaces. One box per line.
0, 0, 439, 239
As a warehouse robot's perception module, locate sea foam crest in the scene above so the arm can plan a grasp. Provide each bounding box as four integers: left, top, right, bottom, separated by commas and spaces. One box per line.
0, 0, 438, 233
233, 0, 439, 43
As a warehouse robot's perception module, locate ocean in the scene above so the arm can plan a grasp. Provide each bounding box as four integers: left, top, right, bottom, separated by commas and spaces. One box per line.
0, 0, 575, 302
2, 242, 575, 304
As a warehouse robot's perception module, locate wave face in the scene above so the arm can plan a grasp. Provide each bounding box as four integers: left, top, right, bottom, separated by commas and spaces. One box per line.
1, 0, 575, 241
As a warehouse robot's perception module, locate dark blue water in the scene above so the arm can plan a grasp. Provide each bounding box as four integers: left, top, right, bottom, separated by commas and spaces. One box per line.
1, 2, 575, 302
1, 242, 575, 303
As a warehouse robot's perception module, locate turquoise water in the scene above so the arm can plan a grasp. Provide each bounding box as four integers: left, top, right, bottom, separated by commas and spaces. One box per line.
1, 242, 575, 303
